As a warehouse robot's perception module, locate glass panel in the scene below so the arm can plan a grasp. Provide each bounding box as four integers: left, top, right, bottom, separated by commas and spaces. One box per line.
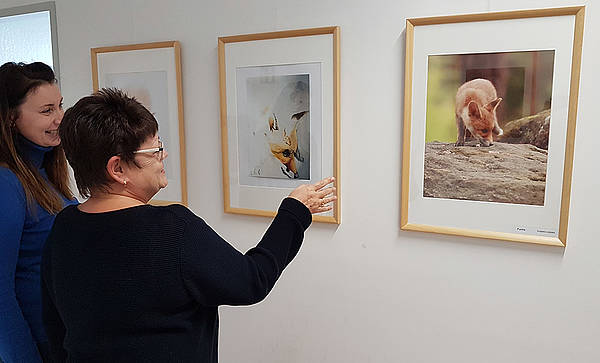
0, 10, 53, 67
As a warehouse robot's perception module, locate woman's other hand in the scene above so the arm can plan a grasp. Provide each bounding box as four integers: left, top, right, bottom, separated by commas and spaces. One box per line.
288, 177, 336, 214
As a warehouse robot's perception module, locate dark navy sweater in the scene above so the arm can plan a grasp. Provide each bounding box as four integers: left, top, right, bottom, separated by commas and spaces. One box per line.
41, 198, 310, 362
0, 136, 76, 362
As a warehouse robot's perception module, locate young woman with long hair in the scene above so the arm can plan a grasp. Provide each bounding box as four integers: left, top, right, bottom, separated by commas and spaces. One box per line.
0, 62, 76, 363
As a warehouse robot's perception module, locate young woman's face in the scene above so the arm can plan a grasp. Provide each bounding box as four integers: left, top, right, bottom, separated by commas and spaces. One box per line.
15, 83, 63, 147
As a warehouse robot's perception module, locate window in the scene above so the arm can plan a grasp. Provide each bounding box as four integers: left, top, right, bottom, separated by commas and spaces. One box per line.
0, 2, 60, 80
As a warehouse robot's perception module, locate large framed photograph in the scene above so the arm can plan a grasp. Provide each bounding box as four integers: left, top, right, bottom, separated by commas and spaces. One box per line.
401, 7, 585, 246
91, 41, 187, 205
218, 27, 341, 224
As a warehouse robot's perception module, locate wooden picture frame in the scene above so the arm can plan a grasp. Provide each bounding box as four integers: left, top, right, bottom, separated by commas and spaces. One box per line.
401, 7, 585, 246
218, 27, 341, 224
91, 41, 187, 205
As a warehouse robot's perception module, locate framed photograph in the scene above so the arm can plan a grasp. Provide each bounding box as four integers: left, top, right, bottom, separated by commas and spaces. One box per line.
91, 41, 187, 205
401, 7, 585, 246
218, 27, 341, 224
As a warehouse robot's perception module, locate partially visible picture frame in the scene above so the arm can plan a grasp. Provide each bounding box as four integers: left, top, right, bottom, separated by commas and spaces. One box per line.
401, 7, 585, 246
91, 41, 187, 205
218, 27, 341, 224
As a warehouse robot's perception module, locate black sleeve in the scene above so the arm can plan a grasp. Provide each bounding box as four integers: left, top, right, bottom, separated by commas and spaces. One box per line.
41, 231, 67, 362
180, 197, 311, 306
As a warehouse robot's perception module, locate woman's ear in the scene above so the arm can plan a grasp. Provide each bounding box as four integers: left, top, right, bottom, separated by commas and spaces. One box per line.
106, 155, 127, 185
9, 110, 19, 128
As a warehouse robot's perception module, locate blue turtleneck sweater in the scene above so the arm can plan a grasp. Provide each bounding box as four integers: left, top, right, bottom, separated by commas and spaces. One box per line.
0, 136, 77, 363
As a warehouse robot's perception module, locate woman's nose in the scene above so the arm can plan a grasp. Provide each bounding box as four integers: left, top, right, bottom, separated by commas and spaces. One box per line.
55, 107, 64, 124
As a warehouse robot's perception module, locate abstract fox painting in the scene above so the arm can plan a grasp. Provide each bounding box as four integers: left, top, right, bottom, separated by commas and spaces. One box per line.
266, 111, 308, 179
241, 74, 311, 181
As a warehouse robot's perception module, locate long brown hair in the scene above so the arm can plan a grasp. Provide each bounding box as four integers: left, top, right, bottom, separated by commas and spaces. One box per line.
0, 62, 73, 214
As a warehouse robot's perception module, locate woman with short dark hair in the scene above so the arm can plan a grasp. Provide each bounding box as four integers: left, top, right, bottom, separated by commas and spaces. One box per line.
42, 88, 335, 362
0, 62, 75, 362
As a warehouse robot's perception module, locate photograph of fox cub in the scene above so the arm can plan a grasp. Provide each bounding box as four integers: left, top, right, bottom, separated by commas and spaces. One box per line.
455, 78, 503, 147
423, 50, 555, 206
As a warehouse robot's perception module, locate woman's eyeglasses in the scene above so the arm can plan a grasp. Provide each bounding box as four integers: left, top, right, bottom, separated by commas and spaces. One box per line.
133, 140, 164, 159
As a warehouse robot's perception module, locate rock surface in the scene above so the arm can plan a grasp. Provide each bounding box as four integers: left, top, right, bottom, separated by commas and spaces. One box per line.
498, 109, 551, 150
423, 142, 547, 206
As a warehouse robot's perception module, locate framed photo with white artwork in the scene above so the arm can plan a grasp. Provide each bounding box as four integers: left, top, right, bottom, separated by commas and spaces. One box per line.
91, 41, 187, 205
218, 27, 341, 224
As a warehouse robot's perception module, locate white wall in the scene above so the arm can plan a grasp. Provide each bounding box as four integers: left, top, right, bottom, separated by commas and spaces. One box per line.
3, 0, 599, 361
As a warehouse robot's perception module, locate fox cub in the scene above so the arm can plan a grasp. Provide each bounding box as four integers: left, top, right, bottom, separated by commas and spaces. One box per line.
455, 78, 503, 147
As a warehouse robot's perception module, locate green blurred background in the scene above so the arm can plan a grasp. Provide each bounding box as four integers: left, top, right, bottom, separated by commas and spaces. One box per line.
425, 50, 555, 143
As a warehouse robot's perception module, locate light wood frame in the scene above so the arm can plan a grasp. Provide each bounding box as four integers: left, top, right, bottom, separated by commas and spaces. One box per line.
218, 27, 341, 224
401, 7, 585, 246
91, 41, 187, 206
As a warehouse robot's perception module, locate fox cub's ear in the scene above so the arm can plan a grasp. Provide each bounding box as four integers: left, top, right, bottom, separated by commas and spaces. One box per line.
467, 101, 481, 118
485, 98, 502, 111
